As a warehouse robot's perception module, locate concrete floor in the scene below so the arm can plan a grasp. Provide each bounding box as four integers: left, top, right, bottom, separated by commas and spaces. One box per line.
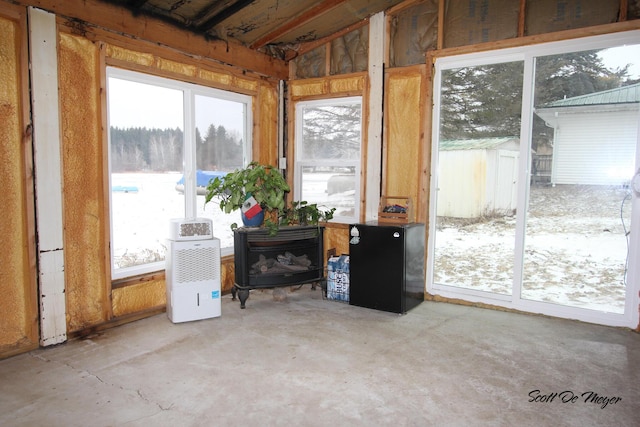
1, 286, 639, 427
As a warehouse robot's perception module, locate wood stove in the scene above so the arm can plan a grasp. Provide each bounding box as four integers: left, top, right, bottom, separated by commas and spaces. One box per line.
232, 225, 325, 308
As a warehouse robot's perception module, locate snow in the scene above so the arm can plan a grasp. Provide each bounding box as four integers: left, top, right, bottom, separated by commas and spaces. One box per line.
109, 172, 349, 269
434, 185, 632, 313
110, 172, 239, 269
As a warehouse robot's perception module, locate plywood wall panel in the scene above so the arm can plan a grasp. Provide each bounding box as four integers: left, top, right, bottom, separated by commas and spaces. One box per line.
58, 33, 110, 331
0, 12, 38, 355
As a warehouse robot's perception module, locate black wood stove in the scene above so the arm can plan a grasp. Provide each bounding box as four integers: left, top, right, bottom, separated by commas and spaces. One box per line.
232, 225, 325, 308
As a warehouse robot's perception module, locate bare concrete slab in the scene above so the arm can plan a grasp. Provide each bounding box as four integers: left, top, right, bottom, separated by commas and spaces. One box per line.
1, 286, 638, 426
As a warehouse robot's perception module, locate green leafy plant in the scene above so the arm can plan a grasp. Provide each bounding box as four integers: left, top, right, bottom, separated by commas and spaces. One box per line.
279, 200, 335, 226
204, 162, 290, 232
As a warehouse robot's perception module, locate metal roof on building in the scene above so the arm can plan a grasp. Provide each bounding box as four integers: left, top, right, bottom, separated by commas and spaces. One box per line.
440, 137, 519, 151
543, 82, 640, 108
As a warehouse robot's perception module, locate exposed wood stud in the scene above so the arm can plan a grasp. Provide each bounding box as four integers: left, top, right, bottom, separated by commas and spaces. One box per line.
437, 0, 444, 50
619, 0, 628, 22
518, 0, 526, 37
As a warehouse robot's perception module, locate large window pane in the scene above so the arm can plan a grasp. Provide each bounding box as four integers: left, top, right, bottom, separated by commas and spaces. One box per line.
522, 45, 640, 313
434, 61, 524, 295
107, 68, 251, 279
295, 98, 362, 222
300, 165, 357, 218
108, 78, 184, 276
195, 94, 247, 248
430, 33, 640, 328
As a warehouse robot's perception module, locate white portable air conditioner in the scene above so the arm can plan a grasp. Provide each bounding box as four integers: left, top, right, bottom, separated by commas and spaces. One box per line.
166, 218, 221, 323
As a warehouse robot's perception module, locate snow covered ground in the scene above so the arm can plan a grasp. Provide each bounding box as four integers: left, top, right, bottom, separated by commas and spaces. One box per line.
110, 172, 239, 269
109, 172, 348, 269
434, 184, 632, 313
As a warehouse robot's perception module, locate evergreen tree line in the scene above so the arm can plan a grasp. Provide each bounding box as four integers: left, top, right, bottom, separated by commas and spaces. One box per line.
110, 124, 243, 172
439, 49, 638, 147
301, 103, 362, 160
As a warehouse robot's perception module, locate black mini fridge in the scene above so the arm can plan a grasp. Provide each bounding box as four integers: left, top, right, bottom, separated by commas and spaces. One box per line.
348, 221, 425, 314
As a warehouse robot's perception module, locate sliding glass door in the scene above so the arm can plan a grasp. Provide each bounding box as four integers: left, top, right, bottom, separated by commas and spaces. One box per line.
521, 48, 637, 314
433, 60, 523, 298
428, 31, 640, 327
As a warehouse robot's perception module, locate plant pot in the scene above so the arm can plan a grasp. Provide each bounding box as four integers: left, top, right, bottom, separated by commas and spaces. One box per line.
241, 210, 265, 227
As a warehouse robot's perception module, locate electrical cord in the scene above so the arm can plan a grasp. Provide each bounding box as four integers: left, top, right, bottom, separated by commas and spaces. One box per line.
621, 191, 631, 287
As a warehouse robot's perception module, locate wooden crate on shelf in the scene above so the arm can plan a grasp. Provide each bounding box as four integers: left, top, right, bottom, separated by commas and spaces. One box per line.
378, 196, 413, 224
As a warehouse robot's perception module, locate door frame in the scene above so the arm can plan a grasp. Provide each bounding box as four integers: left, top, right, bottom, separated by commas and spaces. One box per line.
427, 30, 640, 328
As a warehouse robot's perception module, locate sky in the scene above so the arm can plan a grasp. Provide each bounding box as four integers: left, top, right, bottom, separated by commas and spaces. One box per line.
597, 44, 640, 78
107, 77, 245, 134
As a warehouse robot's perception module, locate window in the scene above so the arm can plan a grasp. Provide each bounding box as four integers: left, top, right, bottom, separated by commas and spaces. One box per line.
107, 67, 251, 279
428, 31, 640, 328
294, 97, 362, 222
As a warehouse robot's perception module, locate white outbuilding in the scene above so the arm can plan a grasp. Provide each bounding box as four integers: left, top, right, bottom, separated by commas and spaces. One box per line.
535, 83, 640, 186
437, 137, 520, 219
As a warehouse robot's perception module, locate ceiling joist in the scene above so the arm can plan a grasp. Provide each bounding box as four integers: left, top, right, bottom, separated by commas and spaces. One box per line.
196, 0, 258, 32
250, 0, 348, 49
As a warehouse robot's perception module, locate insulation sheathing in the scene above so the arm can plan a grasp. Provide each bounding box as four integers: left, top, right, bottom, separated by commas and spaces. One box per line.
157, 57, 197, 77
199, 68, 233, 86
0, 15, 37, 352
112, 279, 165, 317
324, 225, 350, 258
256, 83, 279, 166
290, 79, 327, 98
58, 33, 109, 331
525, 0, 620, 35
330, 26, 369, 75
385, 71, 422, 202
389, 0, 438, 67
631, 0, 640, 19
105, 44, 154, 67
290, 75, 365, 99
443, 0, 519, 48
329, 75, 366, 93
221, 260, 235, 293
293, 45, 327, 79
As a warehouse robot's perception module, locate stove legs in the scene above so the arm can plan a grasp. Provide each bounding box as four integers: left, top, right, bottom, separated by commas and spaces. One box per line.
232, 285, 250, 309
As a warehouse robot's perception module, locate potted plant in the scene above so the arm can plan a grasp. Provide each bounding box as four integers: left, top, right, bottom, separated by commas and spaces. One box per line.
204, 162, 290, 232
279, 200, 336, 226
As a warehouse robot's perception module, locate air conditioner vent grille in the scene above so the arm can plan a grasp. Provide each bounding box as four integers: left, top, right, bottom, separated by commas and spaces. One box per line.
174, 246, 220, 283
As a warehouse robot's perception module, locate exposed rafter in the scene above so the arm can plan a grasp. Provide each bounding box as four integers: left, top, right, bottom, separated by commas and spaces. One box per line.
190, 0, 237, 28
94, 0, 409, 58
196, 0, 258, 32
250, 0, 348, 49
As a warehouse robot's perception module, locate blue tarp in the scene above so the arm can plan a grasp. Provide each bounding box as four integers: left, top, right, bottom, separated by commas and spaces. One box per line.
176, 170, 227, 187
112, 185, 139, 193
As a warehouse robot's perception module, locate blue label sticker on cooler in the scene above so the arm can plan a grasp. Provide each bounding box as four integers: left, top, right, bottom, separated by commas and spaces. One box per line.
211, 290, 220, 299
